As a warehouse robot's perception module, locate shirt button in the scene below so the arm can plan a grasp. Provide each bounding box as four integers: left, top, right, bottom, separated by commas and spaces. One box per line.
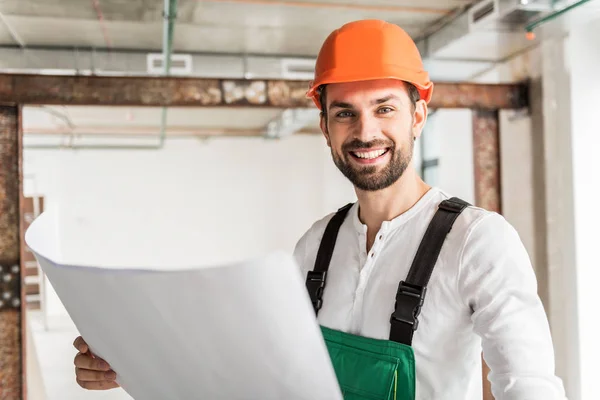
379, 235, 383, 240
371, 253, 375, 258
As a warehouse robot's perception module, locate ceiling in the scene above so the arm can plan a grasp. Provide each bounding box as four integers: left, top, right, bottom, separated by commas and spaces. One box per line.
9, 0, 595, 143
2, 0, 592, 80
0, 0, 476, 55
7, 0, 478, 144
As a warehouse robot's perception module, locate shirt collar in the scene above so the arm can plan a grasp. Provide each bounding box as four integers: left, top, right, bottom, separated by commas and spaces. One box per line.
351, 187, 441, 235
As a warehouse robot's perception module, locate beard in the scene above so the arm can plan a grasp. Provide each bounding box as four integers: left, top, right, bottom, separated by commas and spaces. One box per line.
331, 136, 413, 192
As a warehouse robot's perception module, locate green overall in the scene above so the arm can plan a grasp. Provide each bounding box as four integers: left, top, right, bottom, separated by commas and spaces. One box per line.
305, 197, 469, 400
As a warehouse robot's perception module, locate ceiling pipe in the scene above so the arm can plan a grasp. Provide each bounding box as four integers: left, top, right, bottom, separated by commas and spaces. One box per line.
0, 10, 25, 48
208, 0, 449, 14
525, 0, 594, 34
43, 0, 180, 151
265, 108, 320, 139
24, 143, 175, 151
23, 130, 316, 150
91, 0, 112, 49
23, 0, 180, 151
38, 106, 76, 130
23, 127, 321, 136
158, 0, 178, 149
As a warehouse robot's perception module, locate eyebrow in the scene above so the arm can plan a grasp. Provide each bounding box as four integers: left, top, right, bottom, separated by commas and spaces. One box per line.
328, 94, 402, 110
329, 101, 354, 110
372, 94, 401, 105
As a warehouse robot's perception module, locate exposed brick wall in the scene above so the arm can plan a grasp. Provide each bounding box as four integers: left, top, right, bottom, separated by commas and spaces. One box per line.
0, 105, 22, 400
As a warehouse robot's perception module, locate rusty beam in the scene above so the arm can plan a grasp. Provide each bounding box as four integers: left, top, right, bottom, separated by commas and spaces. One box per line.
0, 74, 528, 109
430, 82, 527, 110
472, 109, 502, 213
0, 104, 23, 400
472, 108, 502, 400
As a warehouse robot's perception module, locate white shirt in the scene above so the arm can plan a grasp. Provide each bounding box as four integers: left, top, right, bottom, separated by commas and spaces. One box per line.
293, 187, 567, 400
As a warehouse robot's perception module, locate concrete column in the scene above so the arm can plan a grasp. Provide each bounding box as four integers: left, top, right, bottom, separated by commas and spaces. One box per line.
536, 35, 580, 399
0, 105, 24, 399
569, 19, 600, 400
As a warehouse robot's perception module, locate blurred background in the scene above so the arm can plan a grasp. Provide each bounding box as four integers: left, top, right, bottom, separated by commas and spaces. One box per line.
0, 0, 598, 399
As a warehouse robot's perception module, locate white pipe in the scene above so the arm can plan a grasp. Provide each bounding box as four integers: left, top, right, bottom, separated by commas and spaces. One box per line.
0, 10, 25, 48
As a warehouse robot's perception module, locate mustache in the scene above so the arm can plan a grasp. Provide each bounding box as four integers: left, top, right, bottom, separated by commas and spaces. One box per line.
342, 139, 394, 152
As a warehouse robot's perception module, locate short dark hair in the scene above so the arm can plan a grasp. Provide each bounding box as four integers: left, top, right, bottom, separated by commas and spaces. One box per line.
318, 82, 420, 118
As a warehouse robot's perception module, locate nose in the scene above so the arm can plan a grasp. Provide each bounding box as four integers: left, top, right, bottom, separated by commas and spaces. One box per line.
354, 113, 379, 142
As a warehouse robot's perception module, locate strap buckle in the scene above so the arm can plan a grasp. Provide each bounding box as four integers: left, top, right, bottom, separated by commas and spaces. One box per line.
390, 281, 427, 331
306, 271, 327, 312
438, 197, 467, 213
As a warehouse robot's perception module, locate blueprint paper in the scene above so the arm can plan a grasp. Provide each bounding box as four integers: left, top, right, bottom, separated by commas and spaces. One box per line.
25, 212, 342, 400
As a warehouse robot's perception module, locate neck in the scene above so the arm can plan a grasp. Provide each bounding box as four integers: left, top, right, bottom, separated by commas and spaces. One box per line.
355, 166, 431, 235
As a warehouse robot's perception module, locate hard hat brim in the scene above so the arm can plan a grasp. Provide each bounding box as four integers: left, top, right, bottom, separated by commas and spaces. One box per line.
306, 66, 433, 110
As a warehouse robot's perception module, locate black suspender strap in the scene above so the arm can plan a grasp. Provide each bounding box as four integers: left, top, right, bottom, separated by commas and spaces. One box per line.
305, 196, 470, 345
306, 203, 353, 314
389, 197, 470, 345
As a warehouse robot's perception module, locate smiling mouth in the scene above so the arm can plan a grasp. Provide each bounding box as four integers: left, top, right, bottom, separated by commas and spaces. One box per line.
349, 148, 390, 160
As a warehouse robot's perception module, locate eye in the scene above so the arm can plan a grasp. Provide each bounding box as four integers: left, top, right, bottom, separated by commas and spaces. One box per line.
336, 111, 354, 118
377, 107, 394, 114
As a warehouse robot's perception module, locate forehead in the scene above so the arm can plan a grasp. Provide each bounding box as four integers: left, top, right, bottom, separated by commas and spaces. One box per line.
325, 79, 409, 106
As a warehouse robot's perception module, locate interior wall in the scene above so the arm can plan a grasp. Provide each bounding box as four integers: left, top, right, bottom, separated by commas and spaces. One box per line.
497, 109, 541, 284
22, 135, 356, 317
569, 18, 600, 400
429, 109, 475, 204
23, 115, 480, 320
425, 109, 475, 204
538, 34, 580, 400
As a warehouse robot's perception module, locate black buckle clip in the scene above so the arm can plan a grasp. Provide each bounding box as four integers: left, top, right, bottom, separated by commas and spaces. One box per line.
390, 281, 427, 331
438, 198, 466, 213
306, 271, 327, 312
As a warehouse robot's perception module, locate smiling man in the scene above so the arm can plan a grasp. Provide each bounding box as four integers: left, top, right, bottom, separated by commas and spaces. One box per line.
296, 19, 568, 400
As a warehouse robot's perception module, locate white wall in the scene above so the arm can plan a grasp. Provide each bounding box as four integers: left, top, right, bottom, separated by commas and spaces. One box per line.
498, 109, 540, 278
421, 109, 475, 203
569, 19, 600, 400
24, 120, 479, 319
23, 135, 356, 318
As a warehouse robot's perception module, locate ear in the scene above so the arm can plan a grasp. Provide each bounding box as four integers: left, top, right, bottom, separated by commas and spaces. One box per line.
412, 100, 428, 140
320, 113, 331, 147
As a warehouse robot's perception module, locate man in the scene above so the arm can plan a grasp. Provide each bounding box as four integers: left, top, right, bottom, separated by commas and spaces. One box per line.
73, 20, 566, 399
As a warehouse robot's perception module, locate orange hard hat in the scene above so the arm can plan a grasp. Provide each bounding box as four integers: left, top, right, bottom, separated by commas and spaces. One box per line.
307, 20, 433, 110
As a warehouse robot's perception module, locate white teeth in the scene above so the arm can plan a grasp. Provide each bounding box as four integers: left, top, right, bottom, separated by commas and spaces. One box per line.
353, 149, 386, 159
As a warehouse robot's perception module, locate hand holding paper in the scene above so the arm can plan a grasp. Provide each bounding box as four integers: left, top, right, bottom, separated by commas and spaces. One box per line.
26, 212, 343, 400
73, 336, 120, 391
